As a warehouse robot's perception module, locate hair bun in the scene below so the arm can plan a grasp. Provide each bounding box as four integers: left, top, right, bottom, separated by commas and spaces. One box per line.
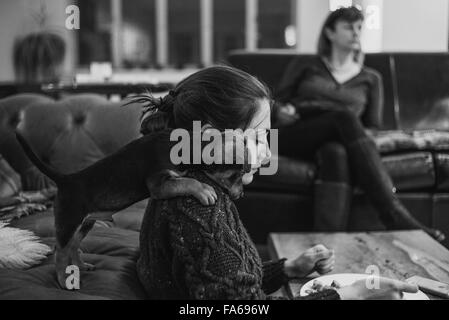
158, 90, 177, 113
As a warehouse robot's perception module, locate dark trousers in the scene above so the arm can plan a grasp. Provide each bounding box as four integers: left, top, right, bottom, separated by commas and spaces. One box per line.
276, 109, 441, 238
278, 109, 365, 184
278, 109, 391, 230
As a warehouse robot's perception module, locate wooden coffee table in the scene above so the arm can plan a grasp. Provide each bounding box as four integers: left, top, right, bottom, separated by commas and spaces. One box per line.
268, 230, 449, 300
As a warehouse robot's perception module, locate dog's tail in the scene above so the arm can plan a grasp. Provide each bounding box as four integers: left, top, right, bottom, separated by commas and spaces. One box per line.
15, 132, 64, 183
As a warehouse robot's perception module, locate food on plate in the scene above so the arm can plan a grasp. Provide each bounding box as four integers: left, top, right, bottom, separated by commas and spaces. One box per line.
304, 279, 342, 295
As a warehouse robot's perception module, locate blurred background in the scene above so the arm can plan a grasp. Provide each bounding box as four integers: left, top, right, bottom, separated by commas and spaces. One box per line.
2, 0, 449, 264
0, 0, 448, 85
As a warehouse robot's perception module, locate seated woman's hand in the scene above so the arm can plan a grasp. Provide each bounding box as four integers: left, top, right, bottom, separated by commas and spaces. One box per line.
336, 277, 418, 300
275, 103, 299, 127
284, 244, 335, 278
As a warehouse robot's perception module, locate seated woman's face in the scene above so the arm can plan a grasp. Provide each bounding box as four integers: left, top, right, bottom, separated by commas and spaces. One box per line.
242, 98, 272, 185
327, 19, 363, 52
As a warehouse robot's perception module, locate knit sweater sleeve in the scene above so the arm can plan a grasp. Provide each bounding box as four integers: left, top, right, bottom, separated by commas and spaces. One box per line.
168, 198, 268, 300
262, 259, 289, 294
168, 197, 341, 300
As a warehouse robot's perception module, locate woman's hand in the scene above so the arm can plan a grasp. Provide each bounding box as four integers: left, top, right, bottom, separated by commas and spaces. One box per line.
364, 128, 379, 139
275, 103, 299, 127
284, 244, 335, 278
336, 277, 419, 300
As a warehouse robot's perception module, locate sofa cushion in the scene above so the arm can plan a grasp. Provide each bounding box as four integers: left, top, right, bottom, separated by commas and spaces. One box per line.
0, 93, 143, 177
0, 94, 53, 175
249, 152, 434, 193
0, 153, 21, 197
382, 152, 435, 191
1, 210, 146, 300
374, 130, 449, 154
112, 200, 147, 231
435, 153, 449, 191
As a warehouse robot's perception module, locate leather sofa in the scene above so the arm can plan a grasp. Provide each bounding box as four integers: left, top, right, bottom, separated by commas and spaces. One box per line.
228, 51, 449, 247
2, 53, 449, 250
1, 51, 449, 298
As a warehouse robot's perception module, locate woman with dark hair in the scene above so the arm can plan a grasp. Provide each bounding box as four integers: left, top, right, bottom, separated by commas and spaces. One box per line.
275, 6, 444, 241
136, 65, 418, 300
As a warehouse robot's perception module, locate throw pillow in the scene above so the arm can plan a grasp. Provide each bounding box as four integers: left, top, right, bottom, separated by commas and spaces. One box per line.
0, 222, 51, 269
0, 154, 21, 198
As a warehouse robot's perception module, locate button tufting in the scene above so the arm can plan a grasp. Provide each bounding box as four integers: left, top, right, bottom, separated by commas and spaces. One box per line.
8, 115, 19, 127
8, 111, 23, 128
73, 113, 86, 125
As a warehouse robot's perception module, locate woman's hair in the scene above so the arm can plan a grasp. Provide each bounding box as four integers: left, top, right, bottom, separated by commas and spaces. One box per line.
133, 65, 271, 134
317, 6, 364, 63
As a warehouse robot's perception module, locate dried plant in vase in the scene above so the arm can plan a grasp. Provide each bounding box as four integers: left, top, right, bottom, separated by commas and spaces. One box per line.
13, 2, 66, 83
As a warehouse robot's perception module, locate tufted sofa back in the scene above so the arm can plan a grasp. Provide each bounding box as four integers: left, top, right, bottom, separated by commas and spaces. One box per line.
0, 93, 142, 177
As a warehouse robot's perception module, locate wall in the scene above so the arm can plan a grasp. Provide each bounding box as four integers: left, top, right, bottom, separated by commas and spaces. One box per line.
295, 0, 449, 54
295, 0, 329, 53
0, 0, 76, 82
382, 0, 448, 52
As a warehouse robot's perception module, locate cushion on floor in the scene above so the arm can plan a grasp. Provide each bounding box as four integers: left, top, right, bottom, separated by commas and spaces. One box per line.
0, 210, 147, 300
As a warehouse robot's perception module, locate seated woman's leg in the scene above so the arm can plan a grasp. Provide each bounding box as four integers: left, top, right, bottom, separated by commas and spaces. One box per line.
278, 109, 444, 240
314, 143, 352, 231
332, 110, 444, 240
346, 136, 444, 240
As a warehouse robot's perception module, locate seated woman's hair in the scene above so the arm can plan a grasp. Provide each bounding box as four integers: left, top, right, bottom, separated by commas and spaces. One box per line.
130, 65, 271, 134
318, 6, 364, 62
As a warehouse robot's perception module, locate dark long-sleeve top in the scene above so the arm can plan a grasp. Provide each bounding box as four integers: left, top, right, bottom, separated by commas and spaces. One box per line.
137, 170, 340, 300
276, 56, 384, 129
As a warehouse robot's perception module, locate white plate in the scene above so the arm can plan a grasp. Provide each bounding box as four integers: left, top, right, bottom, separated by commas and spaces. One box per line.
300, 273, 429, 300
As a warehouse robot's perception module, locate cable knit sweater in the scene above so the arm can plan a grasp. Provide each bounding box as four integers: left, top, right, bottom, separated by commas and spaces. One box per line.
137, 170, 340, 300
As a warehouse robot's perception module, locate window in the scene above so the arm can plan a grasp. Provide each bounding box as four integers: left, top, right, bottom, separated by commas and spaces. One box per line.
122, 0, 156, 68
168, 0, 200, 68
258, 0, 293, 49
77, 0, 112, 67
213, 0, 245, 63
77, 0, 301, 70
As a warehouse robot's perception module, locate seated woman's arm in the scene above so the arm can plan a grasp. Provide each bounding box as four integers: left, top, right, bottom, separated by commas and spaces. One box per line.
276, 57, 308, 104
361, 70, 384, 131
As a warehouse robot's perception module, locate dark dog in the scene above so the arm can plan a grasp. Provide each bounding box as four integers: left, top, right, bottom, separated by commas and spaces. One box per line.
15, 130, 217, 289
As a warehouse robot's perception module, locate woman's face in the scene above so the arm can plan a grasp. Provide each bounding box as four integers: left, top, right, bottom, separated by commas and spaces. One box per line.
242, 98, 272, 185
326, 19, 363, 52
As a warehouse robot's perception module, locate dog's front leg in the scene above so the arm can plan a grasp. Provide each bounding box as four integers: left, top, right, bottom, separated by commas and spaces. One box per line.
55, 219, 96, 289
69, 219, 96, 271
147, 170, 217, 205
55, 244, 72, 289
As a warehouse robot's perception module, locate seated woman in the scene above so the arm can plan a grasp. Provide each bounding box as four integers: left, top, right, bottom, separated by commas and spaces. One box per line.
274, 6, 444, 240
137, 66, 418, 300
